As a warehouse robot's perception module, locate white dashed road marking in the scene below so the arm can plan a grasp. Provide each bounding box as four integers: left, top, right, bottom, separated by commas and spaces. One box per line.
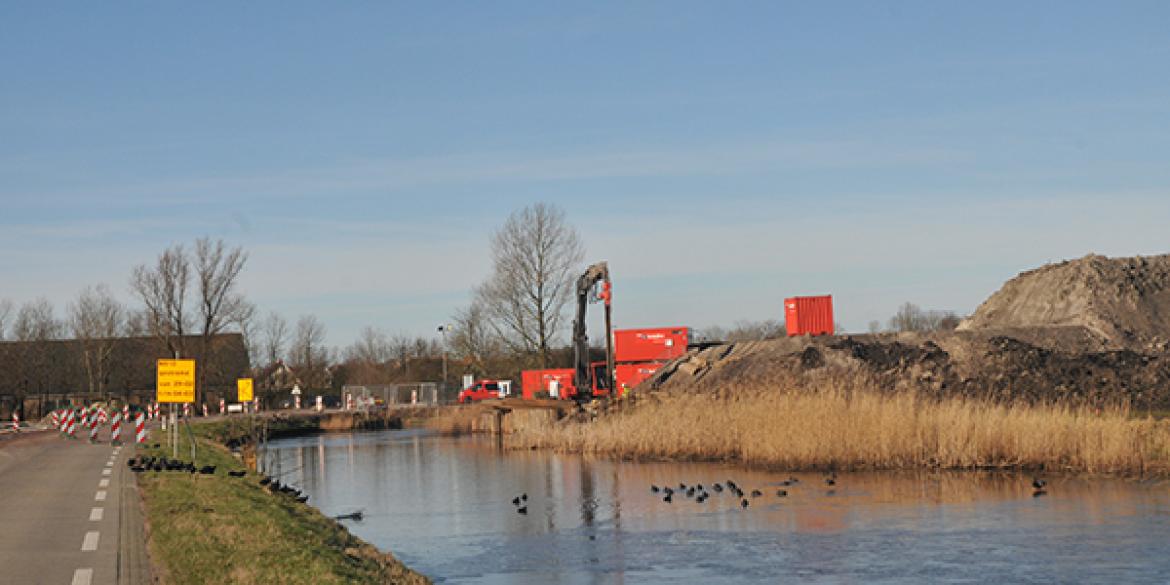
101, 469, 111, 476
72, 568, 93, 585
81, 531, 100, 551
89, 508, 103, 521
94, 491, 107, 502
98, 479, 109, 488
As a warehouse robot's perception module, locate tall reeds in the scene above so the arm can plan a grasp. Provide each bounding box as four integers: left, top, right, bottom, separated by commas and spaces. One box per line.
513, 375, 1170, 475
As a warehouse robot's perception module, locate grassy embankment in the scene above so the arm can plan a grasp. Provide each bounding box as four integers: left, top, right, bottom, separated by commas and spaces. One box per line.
514, 376, 1170, 475
136, 418, 429, 585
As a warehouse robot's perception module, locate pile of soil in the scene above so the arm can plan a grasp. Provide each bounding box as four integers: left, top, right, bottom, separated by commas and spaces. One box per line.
646, 332, 1170, 409
644, 253, 1170, 409
957, 253, 1170, 352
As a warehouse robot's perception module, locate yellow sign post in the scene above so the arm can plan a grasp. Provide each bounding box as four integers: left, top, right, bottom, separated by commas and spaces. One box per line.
157, 359, 196, 404
237, 378, 254, 402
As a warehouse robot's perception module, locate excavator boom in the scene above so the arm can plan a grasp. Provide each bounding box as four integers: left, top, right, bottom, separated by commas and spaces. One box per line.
572, 261, 614, 402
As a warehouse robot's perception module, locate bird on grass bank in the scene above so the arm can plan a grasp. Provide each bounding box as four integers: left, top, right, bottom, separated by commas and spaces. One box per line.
1032, 477, 1048, 497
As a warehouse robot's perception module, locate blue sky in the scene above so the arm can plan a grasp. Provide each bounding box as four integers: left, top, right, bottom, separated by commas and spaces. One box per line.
3, 2, 1170, 348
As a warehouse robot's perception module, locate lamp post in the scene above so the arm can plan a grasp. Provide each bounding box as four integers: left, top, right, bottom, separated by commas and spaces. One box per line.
437, 324, 450, 387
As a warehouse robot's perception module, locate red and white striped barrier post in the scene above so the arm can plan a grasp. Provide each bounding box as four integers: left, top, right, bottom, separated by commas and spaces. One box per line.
135, 411, 146, 444
219, 399, 226, 415
66, 409, 77, 437
123, 405, 130, 427
97, 407, 108, 426
111, 411, 122, 444
88, 412, 99, 443
345, 393, 353, 411
202, 403, 208, 417
294, 395, 301, 410
11, 410, 19, 432
51, 410, 59, 430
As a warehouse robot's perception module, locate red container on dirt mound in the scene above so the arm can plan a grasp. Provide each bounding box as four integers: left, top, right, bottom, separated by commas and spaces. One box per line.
785, 295, 835, 336
613, 327, 690, 363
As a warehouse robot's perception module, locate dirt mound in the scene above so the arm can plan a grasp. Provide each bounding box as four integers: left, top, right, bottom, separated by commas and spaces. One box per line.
957, 253, 1170, 351
645, 332, 1170, 409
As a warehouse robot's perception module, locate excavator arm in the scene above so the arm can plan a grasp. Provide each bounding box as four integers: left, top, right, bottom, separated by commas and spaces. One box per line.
572, 261, 614, 402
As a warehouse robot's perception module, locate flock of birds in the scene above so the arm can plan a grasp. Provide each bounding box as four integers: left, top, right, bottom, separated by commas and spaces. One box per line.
127, 455, 217, 476
127, 454, 311, 503
648, 473, 834, 509
505, 472, 1051, 516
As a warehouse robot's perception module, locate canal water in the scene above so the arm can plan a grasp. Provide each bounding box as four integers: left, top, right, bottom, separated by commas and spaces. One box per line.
265, 429, 1170, 584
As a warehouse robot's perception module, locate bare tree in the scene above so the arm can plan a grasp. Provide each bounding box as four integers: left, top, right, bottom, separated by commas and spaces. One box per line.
12, 298, 61, 341
346, 326, 391, 365
290, 315, 328, 390
193, 237, 249, 404
475, 203, 585, 368
888, 302, 961, 333
11, 298, 60, 414
68, 285, 124, 397
449, 302, 502, 377
231, 300, 258, 370
130, 243, 191, 358
0, 298, 12, 340
868, 320, 883, 334
261, 312, 289, 367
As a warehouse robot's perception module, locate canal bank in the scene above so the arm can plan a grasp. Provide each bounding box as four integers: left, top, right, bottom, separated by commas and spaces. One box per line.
135, 417, 430, 584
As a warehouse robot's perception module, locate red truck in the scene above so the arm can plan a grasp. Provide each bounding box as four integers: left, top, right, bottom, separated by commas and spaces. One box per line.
457, 379, 503, 404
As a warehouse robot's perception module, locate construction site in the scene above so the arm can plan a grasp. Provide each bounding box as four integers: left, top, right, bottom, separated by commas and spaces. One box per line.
501, 253, 1170, 412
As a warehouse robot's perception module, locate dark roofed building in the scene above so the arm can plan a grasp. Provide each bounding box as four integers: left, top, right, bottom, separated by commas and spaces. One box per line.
0, 333, 250, 418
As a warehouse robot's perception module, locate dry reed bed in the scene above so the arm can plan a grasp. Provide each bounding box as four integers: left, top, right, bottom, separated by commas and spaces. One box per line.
514, 378, 1170, 475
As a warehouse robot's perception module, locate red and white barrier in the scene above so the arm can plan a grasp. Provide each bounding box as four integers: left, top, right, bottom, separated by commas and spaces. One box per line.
346, 393, 353, 411
219, 399, 226, 415
183, 403, 191, 418
111, 412, 122, 444
97, 407, 108, 425
88, 413, 99, 442
66, 409, 77, 437
202, 403, 208, 417
11, 411, 19, 431
122, 405, 130, 427
51, 410, 59, 429
135, 412, 146, 444
149, 403, 157, 420
294, 395, 301, 410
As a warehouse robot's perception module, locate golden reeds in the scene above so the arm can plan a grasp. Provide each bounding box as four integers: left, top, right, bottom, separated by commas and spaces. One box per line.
513, 376, 1170, 475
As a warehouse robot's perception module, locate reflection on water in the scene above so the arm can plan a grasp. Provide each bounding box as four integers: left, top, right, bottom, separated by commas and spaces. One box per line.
266, 430, 1170, 584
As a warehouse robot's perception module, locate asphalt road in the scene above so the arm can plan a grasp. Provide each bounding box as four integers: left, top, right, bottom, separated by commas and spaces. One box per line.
0, 427, 151, 585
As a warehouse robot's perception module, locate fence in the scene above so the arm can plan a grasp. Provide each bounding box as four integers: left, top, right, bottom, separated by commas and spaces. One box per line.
342, 382, 450, 407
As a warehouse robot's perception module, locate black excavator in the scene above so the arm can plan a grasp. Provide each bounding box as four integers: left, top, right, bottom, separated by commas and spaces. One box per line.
571, 261, 615, 403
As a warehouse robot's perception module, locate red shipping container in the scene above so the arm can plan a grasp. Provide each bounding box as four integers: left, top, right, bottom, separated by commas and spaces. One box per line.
614, 362, 664, 395
784, 295, 835, 337
521, 368, 575, 399
613, 327, 690, 363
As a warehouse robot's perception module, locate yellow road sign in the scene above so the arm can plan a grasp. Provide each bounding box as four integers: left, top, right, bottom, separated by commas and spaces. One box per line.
237, 378, 254, 402
157, 359, 196, 403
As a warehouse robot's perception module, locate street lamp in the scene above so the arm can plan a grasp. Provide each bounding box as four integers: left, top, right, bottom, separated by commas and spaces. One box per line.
436, 324, 450, 387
